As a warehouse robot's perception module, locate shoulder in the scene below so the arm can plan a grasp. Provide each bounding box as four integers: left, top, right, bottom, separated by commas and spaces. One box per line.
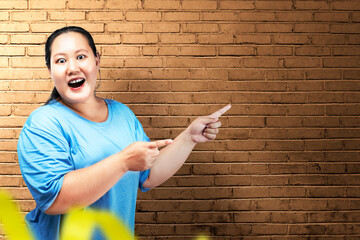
23, 102, 64, 130
105, 99, 136, 117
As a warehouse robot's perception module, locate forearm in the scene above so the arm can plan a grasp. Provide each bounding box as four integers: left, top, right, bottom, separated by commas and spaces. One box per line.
143, 129, 196, 189
45, 151, 128, 215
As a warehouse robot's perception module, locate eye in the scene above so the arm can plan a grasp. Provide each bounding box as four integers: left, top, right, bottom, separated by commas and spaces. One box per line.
56, 58, 66, 64
78, 54, 86, 60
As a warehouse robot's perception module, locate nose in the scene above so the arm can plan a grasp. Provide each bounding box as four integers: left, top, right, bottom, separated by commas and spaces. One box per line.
67, 59, 80, 75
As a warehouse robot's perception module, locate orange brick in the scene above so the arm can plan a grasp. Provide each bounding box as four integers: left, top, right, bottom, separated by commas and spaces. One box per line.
295, 23, 330, 33
256, 23, 293, 33
144, 23, 180, 33
294, 1, 330, 10
122, 34, 158, 44
220, 23, 255, 33
314, 12, 349, 22
124, 57, 162, 68
12, 104, 41, 116
160, 34, 196, 44
1, 2, 25, 10
126, 11, 161, 21
236, 34, 271, 44
331, 24, 360, 33
0, 46, 25, 56
308, 93, 344, 103
332, 1, 360, 10
87, 11, 124, 21
170, 81, 208, 92
202, 12, 239, 21
220, 1, 254, 10
183, 23, 218, 33
284, 57, 322, 68
219, 46, 255, 56
311, 34, 346, 45
68, 0, 105, 9
306, 69, 342, 79
240, 12, 275, 21
255, 1, 292, 10
243, 57, 280, 68
30, 23, 67, 33
354, 13, 360, 22
235, 212, 270, 223
130, 81, 169, 92
49, 11, 86, 21
163, 12, 199, 21
106, 0, 141, 9
204, 58, 241, 68
0, 23, 29, 32
107, 23, 142, 32
11, 57, 45, 68
288, 81, 324, 91
0, 57, 8, 68
27, 46, 45, 56
198, 34, 233, 44
333, 46, 360, 56
30, 0, 66, 9
102, 46, 140, 56
179, 46, 216, 56
10, 34, 47, 44
276, 12, 312, 22
96, 80, 128, 92
93, 34, 121, 44
324, 58, 360, 68
0, 104, 11, 116
143, 0, 181, 10
75, 23, 104, 33
0, 176, 23, 186
0, 80, 11, 91
273, 34, 310, 44
272, 212, 307, 223
257, 46, 292, 56
0, 141, 17, 152
182, 1, 217, 10
12, 11, 47, 21
11, 80, 52, 91
295, 46, 330, 56
0, 34, 8, 44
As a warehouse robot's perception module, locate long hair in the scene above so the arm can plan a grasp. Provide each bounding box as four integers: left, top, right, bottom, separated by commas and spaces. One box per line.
44, 26, 99, 105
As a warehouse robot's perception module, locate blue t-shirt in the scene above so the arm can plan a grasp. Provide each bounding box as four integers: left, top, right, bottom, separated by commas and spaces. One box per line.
17, 99, 151, 240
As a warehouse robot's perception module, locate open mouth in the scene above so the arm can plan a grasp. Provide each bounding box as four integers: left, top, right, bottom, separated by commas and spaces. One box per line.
68, 78, 85, 89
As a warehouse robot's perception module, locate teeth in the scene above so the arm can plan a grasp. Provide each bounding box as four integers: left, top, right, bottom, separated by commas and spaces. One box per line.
70, 78, 84, 84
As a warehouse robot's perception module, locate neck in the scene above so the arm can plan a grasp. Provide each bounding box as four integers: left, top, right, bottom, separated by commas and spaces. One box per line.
60, 96, 108, 123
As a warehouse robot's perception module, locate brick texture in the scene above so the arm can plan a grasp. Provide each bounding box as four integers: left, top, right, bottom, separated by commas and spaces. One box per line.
0, 0, 360, 239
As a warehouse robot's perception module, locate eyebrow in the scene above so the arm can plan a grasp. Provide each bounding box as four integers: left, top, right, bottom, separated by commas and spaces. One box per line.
52, 49, 89, 58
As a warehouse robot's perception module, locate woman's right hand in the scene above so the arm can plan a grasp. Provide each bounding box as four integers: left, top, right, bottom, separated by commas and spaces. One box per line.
121, 139, 173, 171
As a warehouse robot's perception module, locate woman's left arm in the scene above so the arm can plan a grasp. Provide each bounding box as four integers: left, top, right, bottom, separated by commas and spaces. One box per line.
143, 104, 231, 189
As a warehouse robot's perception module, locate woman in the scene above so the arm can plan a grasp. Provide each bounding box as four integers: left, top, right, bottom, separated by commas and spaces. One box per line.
17, 26, 231, 240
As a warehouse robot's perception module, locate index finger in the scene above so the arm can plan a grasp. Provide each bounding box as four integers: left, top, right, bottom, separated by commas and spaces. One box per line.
148, 139, 173, 149
209, 104, 232, 118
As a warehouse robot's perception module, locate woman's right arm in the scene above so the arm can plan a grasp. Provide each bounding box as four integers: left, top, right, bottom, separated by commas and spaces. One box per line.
44, 140, 172, 215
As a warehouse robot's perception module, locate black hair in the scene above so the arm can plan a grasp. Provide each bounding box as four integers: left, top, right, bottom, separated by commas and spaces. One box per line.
44, 26, 99, 105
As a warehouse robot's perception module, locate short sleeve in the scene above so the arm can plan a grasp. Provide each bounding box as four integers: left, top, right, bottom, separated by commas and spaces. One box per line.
134, 114, 150, 143
17, 125, 74, 212
138, 169, 151, 192
132, 107, 151, 191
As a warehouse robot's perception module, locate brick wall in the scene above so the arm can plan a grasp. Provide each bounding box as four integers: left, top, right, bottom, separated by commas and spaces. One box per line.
0, 0, 360, 239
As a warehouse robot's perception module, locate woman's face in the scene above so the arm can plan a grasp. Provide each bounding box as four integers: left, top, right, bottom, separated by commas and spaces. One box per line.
49, 31, 100, 105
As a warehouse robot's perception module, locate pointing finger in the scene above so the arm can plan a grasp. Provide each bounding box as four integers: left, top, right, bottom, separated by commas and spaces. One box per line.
209, 104, 231, 119
148, 139, 173, 149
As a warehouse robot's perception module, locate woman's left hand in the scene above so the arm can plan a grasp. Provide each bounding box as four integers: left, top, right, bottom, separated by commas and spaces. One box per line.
186, 104, 231, 144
